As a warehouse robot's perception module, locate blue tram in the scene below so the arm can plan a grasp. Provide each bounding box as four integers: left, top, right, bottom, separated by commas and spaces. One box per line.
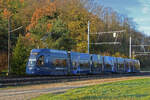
91, 54, 103, 74
26, 49, 140, 75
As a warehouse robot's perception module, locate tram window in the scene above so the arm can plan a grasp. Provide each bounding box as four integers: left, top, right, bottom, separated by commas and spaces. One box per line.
80, 60, 89, 68
62, 59, 67, 67
105, 64, 112, 70
135, 62, 140, 69
94, 62, 98, 67
72, 61, 78, 70
118, 64, 124, 70
97, 63, 102, 68
121, 64, 124, 67
73, 61, 79, 70
126, 63, 129, 68
53, 59, 59, 67
37, 55, 44, 66
72, 61, 77, 67
52, 59, 67, 67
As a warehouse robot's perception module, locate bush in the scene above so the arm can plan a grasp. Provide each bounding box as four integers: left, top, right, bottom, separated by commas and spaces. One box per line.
11, 34, 30, 75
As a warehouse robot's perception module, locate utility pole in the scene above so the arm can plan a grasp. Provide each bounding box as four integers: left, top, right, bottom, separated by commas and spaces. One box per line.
8, 16, 11, 75
88, 21, 90, 54
129, 35, 132, 59
7, 15, 23, 75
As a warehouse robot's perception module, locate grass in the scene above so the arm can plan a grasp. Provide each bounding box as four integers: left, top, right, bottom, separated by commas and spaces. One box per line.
32, 78, 150, 100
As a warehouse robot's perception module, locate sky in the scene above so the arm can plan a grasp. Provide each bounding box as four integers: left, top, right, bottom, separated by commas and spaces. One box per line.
98, 0, 150, 36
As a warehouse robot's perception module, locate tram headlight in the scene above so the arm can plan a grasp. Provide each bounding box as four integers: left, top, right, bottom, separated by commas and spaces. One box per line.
29, 67, 33, 70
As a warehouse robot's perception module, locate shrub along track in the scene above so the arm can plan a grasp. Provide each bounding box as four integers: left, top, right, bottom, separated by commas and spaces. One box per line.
0, 72, 150, 100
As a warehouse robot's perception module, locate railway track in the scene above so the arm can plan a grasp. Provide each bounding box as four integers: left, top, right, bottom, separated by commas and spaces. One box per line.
0, 72, 150, 88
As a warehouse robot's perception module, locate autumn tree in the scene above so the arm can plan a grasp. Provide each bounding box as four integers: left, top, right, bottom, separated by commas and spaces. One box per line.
1, 0, 150, 74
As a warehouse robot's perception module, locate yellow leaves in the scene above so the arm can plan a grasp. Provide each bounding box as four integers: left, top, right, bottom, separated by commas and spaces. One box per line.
101, 52, 111, 56
75, 41, 87, 53
112, 52, 127, 58
68, 21, 81, 32
60, 2, 90, 52
67, 20, 87, 52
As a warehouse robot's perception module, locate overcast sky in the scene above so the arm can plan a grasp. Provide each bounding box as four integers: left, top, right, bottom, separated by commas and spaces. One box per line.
98, 0, 150, 36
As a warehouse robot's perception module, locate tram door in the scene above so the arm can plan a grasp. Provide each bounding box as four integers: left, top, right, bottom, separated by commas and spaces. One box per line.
91, 55, 102, 74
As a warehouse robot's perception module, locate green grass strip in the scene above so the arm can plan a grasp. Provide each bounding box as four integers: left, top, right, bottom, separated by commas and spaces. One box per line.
32, 78, 150, 100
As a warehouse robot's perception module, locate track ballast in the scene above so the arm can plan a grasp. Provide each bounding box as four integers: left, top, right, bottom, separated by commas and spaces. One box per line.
0, 72, 150, 88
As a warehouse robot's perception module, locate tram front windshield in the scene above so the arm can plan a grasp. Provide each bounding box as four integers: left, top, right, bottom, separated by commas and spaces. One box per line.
28, 59, 36, 66
28, 53, 38, 67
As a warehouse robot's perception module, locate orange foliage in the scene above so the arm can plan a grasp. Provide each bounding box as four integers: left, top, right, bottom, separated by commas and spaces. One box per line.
25, 32, 34, 41
47, 23, 52, 31
25, 32, 30, 37
3, 8, 12, 18
26, 1, 56, 31
19, 0, 24, 3
0, 0, 2, 4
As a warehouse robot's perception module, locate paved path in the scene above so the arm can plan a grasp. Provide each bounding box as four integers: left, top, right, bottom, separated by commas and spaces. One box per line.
0, 85, 80, 97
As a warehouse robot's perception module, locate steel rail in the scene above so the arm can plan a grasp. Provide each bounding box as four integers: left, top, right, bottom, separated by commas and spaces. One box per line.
0, 72, 150, 88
